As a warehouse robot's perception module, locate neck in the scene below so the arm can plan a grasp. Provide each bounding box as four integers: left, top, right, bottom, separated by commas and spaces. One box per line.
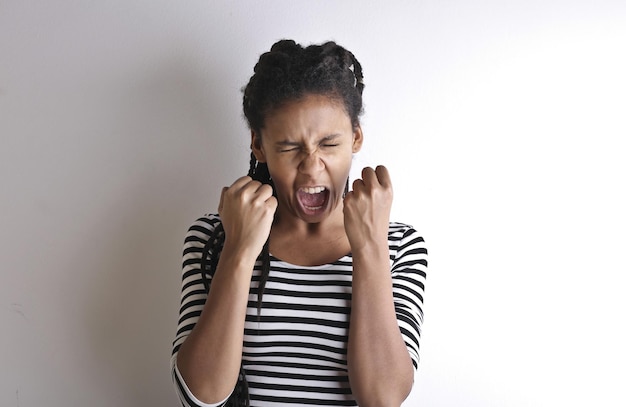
269, 203, 351, 266
273, 203, 346, 238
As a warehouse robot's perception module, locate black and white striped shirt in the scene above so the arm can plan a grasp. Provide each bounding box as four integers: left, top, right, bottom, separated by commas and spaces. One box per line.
171, 214, 428, 406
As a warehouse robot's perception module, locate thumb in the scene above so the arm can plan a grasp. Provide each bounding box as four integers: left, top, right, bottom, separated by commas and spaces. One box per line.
218, 187, 228, 213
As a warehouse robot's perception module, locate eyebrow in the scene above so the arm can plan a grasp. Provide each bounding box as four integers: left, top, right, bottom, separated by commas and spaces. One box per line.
274, 134, 341, 146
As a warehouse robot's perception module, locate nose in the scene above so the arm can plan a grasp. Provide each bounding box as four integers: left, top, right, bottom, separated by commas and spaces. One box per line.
298, 150, 325, 175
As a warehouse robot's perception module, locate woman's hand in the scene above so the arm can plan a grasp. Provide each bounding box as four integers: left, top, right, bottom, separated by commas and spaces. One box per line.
218, 176, 278, 258
343, 166, 393, 253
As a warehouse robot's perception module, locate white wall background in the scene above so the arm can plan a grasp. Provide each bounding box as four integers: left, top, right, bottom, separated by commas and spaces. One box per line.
2, 1, 625, 406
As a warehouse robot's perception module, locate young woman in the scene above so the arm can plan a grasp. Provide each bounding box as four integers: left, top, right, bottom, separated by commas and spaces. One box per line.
171, 40, 428, 407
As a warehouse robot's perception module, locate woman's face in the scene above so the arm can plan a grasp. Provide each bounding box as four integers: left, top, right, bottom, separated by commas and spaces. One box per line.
252, 94, 363, 225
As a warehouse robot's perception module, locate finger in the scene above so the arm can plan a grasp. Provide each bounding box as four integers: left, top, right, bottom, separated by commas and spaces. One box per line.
349, 167, 371, 189
233, 178, 265, 199
375, 165, 392, 189
228, 175, 254, 191
218, 186, 228, 212
266, 195, 279, 211
361, 166, 374, 175
351, 178, 365, 194
256, 183, 275, 201
342, 190, 354, 208
360, 166, 376, 185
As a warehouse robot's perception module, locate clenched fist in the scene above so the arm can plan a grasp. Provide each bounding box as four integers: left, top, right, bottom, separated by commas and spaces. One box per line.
343, 166, 393, 253
218, 176, 278, 259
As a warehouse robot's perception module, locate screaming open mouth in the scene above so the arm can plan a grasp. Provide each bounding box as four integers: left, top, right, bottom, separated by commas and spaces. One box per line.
297, 186, 329, 212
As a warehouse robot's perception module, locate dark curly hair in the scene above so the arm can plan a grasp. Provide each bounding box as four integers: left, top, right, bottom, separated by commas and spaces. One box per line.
200, 39, 365, 407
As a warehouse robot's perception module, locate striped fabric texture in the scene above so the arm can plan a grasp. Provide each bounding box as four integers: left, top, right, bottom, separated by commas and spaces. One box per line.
172, 214, 428, 406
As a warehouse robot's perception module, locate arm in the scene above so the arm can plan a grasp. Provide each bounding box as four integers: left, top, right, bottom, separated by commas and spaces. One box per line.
349, 244, 415, 406
173, 177, 277, 404
344, 166, 415, 407
174, 241, 259, 403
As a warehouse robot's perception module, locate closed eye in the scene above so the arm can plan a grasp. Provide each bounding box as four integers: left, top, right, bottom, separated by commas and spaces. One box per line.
276, 141, 301, 152
279, 146, 300, 153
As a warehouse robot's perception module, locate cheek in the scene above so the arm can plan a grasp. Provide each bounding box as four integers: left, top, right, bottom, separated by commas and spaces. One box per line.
265, 163, 292, 193
330, 155, 353, 175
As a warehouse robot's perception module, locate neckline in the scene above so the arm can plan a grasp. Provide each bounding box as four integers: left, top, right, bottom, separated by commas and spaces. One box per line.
269, 253, 351, 269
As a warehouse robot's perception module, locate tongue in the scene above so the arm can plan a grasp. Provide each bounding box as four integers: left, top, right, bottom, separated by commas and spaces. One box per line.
299, 191, 326, 207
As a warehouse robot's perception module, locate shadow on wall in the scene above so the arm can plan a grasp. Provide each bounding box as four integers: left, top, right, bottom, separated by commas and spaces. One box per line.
77, 58, 241, 406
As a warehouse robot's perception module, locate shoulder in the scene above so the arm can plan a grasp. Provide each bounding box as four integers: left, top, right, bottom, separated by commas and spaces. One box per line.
184, 213, 222, 245
388, 221, 428, 266
388, 221, 425, 246
181, 214, 223, 270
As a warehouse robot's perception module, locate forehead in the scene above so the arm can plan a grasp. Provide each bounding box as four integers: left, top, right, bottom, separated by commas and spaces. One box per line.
261, 94, 353, 139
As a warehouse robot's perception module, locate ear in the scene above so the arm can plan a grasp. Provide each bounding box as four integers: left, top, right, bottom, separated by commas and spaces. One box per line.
352, 125, 363, 153
250, 131, 267, 163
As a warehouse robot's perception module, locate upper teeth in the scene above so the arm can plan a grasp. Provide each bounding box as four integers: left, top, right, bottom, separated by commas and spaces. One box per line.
302, 186, 326, 194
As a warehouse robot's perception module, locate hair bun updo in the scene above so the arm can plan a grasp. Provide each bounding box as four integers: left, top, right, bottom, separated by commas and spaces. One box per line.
243, 39, 364, 134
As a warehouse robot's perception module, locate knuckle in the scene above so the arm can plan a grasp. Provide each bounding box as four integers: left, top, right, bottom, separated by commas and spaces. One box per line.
246, 180, 262, 191
259, 183, 273, 194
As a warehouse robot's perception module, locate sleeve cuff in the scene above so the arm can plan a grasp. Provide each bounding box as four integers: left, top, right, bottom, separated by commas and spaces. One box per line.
170, 355, 232, 407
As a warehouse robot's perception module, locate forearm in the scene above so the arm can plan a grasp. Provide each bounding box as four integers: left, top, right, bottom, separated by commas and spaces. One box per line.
348, 242, 414, 407
176, 243, 257, 403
